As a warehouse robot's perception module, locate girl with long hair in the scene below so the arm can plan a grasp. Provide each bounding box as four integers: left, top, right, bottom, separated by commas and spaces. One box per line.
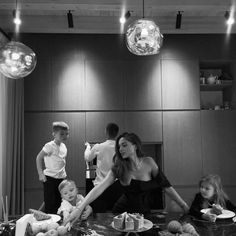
189, 174, 236, 222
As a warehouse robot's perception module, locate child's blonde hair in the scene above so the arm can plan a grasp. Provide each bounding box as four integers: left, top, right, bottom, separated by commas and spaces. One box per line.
58, 179, 76, 193
52, 121, 69, 132
199, 174, 228, 207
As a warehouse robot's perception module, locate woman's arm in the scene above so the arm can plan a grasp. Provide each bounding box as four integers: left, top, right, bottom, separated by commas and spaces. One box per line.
165, 186, 189, 213
64, 170, 115, 224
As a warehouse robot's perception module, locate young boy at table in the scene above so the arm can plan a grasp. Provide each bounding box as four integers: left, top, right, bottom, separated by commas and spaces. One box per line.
57, 179, 92, 221
36, 121, 69, 214
189, 174, 236, 222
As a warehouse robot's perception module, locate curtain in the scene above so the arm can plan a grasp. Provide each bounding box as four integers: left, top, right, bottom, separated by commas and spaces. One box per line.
0, 74, 24, 216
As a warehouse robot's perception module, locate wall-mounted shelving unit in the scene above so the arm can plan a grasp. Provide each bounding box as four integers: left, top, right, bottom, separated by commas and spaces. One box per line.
199, 61, 234, 110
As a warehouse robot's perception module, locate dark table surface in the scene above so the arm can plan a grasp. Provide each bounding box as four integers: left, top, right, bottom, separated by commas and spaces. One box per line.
70, 212, 236, 236
2, 212, 236, 236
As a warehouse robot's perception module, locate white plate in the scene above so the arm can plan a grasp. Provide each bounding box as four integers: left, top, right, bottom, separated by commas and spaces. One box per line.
201, 208, 235, 219
32, 214, 61, 225
111, 219, 153, 233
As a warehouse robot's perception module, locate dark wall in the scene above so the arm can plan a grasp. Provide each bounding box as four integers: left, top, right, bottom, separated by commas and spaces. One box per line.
23, 33, 236, 211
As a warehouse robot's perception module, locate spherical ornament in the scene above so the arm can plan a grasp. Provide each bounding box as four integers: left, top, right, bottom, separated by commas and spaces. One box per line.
126, 19, 163, 56
0, 41, 37, 79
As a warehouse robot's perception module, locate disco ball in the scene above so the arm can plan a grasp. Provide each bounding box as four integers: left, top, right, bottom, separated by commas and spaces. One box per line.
0, 41, 37, 79
126, 19, 163, 56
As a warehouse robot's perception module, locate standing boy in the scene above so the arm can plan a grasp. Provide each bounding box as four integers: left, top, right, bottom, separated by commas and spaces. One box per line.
84, 123, 121, 212
36, 121, 69, 214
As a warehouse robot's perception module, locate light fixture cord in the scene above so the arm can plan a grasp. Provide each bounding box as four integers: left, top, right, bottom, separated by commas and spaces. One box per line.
142, 0, 145, 18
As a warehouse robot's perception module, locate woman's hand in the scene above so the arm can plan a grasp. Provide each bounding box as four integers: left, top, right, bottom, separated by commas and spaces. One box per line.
181, 202, 190, 214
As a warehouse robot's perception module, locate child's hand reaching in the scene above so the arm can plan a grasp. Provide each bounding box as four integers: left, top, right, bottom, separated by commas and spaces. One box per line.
81, 205, 93, 220
202, 213, 217, 222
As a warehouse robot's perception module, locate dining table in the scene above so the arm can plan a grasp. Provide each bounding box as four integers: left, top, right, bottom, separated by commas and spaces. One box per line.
69, 211, 236, 236
2, 211, 236, 236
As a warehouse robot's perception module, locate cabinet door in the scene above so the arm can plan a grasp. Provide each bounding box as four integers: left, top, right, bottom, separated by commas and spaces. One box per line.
163, 111, 202, 185
162, 60, 200, 109
124, 112, 162, 142
201, 110, 236, 185
85, 61, 124, 110
24, 112, 86, 209
86, 112, 125, 142
25, 61, 52, 111
124, 60, 162, 110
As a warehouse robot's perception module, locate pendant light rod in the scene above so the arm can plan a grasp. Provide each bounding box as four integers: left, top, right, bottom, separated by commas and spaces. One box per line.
142, 0, 145, 18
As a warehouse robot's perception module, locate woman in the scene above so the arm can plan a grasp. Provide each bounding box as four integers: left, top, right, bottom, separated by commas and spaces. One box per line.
65, 133, 189, 223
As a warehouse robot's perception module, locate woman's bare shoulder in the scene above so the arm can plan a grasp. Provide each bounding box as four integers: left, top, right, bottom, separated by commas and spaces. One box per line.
142, 156, 158, 166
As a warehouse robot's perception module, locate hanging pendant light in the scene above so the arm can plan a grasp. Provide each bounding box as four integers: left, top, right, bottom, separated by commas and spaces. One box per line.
126, 0, 163, 56
0, 41, 37, 79
0, 0, 37, 79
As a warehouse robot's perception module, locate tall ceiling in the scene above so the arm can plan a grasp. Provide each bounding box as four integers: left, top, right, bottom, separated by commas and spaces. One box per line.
0, 0, 236, 35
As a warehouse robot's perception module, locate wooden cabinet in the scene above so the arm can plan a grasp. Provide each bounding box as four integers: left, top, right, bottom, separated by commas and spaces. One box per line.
124, 112, 162, 142
85, 112, 125, 142
85, 60, 124, 110
201, 110, 236, 185
124, 60, 162, 110
161, 60, 200, 110
163, 111, 202, 185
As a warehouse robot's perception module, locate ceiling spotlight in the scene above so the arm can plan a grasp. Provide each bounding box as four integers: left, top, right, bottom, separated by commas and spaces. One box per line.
225, 11, 235, 25
67, 10, 74, 28
176, 11, 182, 29
120, 11, 131, 24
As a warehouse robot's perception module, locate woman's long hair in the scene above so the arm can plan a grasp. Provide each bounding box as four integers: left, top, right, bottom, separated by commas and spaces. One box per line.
112, 132, 144, 184
199, 174, 228, 207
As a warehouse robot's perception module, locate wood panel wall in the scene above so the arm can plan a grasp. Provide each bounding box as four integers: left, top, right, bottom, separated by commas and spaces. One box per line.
23, 34, 236, 211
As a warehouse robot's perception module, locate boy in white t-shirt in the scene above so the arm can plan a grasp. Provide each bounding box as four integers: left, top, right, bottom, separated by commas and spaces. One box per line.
36, 121, 69, 214
57, 179, 92, 222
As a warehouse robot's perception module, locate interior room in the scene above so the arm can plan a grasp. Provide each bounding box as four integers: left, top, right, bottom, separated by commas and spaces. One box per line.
1, 1, 236, 235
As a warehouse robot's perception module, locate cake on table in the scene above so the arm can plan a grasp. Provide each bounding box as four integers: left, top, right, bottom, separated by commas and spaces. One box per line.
113, 212, 144, 231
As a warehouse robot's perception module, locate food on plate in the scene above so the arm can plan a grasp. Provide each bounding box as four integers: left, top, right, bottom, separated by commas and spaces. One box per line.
210, 204, 223, 215
45, 229, 58, 236
113, 212, 126, 229
57, 225, 68, 236
182, 223, 199, 236
167, 220, 182, 234
161, 221, 199, 236
46, 222, 59, 231
113, 212, 144, 230
31, 223, 42, 235
29, 209, 52, 221
36, 233, 45, 236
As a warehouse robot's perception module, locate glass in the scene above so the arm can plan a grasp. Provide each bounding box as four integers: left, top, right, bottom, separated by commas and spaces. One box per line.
126, 19, 163, 56
0, 41, 37, 79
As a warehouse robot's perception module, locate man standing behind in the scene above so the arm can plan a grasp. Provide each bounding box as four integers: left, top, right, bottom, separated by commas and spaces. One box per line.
84, 123, 120, 212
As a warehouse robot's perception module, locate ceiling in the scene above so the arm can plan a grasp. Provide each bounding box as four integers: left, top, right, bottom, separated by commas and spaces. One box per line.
0, 0, 236, 35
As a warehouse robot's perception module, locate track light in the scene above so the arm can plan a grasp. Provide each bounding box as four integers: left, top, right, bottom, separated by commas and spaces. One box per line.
67, 10, 74, 28
176, 11, 182, 29
225, 11, 235, 25
120, 11, 131, 24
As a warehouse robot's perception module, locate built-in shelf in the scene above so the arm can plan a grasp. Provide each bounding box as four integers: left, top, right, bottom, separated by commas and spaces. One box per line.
200, 82, 232, 91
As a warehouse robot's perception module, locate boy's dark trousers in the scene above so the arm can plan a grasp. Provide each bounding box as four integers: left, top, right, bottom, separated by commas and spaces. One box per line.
43, 176, 64, 214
